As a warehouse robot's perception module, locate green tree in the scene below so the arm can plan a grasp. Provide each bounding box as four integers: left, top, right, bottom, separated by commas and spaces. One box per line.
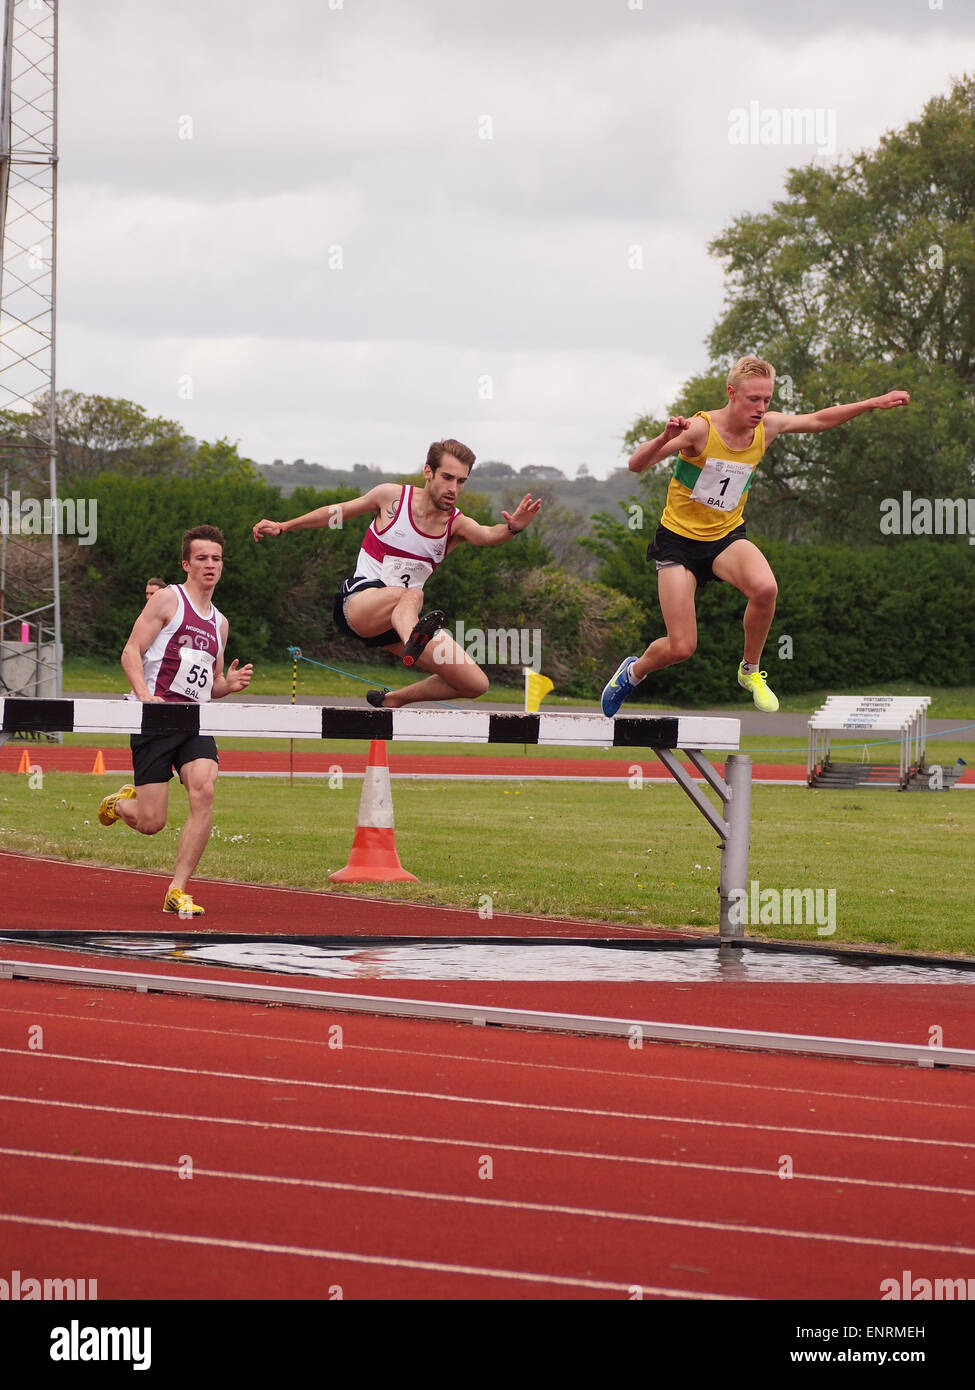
624, 76, 975, 544
38, 391, 197, 482
191, 437, 260, 481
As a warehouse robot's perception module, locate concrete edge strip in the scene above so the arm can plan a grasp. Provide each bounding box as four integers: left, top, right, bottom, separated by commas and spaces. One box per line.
1, 958, 970, 1071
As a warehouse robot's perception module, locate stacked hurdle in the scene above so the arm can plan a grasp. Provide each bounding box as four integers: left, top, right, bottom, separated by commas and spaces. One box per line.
806, 695, 945, 790
0, 696, 750, 941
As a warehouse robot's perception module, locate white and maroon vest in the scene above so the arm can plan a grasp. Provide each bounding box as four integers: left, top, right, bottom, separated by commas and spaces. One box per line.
139, 585, 224, 703
354, 485, 460, 589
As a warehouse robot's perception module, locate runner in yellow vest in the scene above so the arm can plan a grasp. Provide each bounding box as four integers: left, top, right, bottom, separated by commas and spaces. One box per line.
601, 357, 910, 715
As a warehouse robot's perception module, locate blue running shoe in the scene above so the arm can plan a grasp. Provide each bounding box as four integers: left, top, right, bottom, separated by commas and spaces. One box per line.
601, 656, 640, 718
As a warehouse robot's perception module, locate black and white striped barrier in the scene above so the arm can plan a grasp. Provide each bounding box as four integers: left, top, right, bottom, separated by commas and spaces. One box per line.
0, 698, 750, 940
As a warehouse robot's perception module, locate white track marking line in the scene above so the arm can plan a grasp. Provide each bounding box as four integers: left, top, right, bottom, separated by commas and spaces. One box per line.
0, 1212, 728, 1298
1, 1094, 972, 1198
0, 1049, 971, 1148
0, 1003, 970, 1112
4, 1148, 973, 1257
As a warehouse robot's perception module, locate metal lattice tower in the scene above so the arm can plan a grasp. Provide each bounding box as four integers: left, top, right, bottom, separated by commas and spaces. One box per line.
0, 0, 60, 705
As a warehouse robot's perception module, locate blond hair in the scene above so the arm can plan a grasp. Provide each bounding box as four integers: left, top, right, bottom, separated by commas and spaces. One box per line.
727, 356, 776, 388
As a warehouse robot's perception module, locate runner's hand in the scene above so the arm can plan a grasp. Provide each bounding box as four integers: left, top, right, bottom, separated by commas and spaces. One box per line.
225, 660, 253, 693
875, 391, 910, 410
502, 495, 542, 532
252, 518, 284, 541
662, 416, 691, 442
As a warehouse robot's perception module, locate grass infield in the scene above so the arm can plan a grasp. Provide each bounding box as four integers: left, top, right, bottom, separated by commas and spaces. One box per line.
1, 771, 972, 957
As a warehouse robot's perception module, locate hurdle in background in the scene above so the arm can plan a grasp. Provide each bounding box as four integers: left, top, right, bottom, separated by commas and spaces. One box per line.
807, 695, 933, 790
0, 697, 749, 941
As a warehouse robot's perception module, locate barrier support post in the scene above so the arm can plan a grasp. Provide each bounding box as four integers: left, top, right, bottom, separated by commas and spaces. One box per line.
719, 753, 752, 942
652, 747, 751, 944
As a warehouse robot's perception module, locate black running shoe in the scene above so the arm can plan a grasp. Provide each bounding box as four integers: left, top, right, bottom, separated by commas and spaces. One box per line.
366, 689, 388, 708
402, 610, 445, 667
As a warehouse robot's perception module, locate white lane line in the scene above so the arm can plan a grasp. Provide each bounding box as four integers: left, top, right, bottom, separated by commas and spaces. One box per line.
1, 1095, 972, 1198
0, 1004, 970, 1113
0, 1212, 728, 1299
1, 1050, 971, 1149
4, 1148, 973, 1258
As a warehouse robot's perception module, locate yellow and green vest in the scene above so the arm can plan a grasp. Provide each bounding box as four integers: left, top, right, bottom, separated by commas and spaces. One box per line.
660, 410, 766, 541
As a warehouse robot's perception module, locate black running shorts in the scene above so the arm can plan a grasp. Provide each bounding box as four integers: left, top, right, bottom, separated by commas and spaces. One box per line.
130, 732, 219, 786
332, 577, 399, 647
647, 522, 748, 590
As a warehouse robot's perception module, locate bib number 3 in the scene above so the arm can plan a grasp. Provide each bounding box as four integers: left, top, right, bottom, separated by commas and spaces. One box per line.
381, 555, 434, 589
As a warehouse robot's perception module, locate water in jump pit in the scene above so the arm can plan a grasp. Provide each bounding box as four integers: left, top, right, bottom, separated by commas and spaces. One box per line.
75, 936, 975, 984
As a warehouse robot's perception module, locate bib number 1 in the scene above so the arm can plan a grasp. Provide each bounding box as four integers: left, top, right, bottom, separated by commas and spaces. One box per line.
690, 457, 752, 512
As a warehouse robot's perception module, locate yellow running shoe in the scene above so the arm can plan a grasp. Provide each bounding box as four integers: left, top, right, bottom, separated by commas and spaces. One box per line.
737, 662, 779, 712
98, 784, 136, 826
163, 889, 205, 917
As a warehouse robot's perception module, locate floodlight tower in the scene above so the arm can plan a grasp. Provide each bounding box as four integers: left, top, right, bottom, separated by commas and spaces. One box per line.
0, 0, 61, 705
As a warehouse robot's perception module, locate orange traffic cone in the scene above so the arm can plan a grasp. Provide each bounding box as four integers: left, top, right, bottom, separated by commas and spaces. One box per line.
17, 750, 30, 774
91, 750, 107, 774
329, 740, 417, 883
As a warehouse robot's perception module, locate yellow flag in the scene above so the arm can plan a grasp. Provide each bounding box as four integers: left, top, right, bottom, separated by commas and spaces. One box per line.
524, 670, 554, 713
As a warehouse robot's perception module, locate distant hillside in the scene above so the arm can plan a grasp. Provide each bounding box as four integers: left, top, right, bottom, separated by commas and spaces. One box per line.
257, 459, 643, 515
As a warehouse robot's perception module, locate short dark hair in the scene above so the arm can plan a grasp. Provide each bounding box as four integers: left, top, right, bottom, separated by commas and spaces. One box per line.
145, 576, 168, 592
181, 525, 225, 561
425, 439, 476, 474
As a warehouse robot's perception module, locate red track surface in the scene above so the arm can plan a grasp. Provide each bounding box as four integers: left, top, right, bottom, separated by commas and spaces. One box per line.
5, 741, 975, 783
0, 742, 809, 780
1, 850, 974, 1302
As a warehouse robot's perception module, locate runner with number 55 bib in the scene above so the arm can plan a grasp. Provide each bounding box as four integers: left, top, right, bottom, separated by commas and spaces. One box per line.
600, 357, 910, 717
97, 525, 253, 918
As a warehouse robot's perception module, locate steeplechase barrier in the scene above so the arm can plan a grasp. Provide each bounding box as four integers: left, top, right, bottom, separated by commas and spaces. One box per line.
0, 697, 749, 940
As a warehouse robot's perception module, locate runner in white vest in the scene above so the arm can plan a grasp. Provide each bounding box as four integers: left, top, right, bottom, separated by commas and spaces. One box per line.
253, 439, 541, 707
97, 525, 253, 917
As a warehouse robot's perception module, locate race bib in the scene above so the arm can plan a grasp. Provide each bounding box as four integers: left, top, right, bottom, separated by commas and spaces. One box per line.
381, 555, 433, 589
170, 646, 215, 702
689, 457, 753, 512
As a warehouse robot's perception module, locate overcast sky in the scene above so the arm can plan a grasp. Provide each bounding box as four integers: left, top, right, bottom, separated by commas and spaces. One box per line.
54, 0, 974, 480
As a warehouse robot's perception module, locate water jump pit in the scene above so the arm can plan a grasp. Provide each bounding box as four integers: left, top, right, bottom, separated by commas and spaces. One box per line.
2, 932, 975, 986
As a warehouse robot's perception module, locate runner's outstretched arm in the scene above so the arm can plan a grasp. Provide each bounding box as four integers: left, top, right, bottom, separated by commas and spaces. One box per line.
252, 484, 401, 540
764, 389, 910, 441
